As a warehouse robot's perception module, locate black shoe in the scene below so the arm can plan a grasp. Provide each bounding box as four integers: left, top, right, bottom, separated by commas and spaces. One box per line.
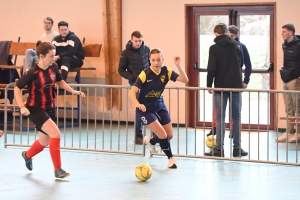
55, 168, 70, 179
206, 127, 216, 137
134, 136, 143, 145
22, 151, 33, 171
233, 148, 248, 157
204, 148, 224, 157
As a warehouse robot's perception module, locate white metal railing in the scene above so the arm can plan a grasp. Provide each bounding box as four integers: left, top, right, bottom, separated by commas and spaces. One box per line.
3, 83, 300, 165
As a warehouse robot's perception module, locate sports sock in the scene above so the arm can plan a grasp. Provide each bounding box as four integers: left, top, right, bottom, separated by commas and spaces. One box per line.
26, 140, 45, 159
150, 136, 159, 145
159, 138, 173, 159
49, 138, 61, 172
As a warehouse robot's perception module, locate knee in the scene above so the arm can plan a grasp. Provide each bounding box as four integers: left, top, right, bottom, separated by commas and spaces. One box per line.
61, 57, 72, 66
39, 140, 49, 147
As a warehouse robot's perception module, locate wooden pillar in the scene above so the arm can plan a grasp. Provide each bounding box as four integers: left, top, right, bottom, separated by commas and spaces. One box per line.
102, 0, 122, 110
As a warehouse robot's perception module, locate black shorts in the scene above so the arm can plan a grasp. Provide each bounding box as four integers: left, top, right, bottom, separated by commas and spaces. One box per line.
27, 107, 56, 134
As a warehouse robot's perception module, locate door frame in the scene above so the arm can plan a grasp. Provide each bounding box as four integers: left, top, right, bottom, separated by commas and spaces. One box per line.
185, 3, 276, 130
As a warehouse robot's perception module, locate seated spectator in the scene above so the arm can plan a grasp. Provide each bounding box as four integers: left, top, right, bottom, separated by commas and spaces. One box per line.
23, 17, 59, 74
52, 21, 85, 82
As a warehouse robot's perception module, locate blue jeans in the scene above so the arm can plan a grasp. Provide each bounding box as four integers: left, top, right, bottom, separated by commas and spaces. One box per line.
214, 92, 242, 150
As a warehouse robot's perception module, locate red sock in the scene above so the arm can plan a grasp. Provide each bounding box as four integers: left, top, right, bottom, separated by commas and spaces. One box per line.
26, 140, 45, 159
49, 138, 61, 172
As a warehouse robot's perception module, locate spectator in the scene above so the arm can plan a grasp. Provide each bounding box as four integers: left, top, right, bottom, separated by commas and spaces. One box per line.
52, 21, 84, 82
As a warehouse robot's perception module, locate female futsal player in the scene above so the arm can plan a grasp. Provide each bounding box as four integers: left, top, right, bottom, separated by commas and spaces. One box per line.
14, 42, 85, 178
129, 48, 188, 168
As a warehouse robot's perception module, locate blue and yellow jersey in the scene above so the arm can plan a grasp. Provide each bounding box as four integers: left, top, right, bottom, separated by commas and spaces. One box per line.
134, 66, 179, 111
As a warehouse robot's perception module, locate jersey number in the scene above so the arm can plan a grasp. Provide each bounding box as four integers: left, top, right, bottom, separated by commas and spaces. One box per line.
141, 116, 148, 124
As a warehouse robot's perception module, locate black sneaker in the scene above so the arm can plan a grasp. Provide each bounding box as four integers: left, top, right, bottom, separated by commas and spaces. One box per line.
204, 148, 224, 157
233, 148, 248, 157
22, 151, 33, 171
206, 127, 216, 137
55, 168, 70, 179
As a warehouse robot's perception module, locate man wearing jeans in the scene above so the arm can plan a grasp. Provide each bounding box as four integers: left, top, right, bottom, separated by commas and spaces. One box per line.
118, 31, 150, 144
205, 23, 248, 157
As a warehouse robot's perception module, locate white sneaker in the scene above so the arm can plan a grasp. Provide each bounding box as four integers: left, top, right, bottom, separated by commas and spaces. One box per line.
275, 132, 293, 142
168, 157, 177, 169
143, 136, 158, 153
288, 134, 300, 143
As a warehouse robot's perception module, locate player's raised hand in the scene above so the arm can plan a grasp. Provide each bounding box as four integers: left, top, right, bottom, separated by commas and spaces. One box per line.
174, 56, 180, 65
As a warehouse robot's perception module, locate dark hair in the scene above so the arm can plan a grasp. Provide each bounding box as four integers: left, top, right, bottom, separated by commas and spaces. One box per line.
44, 17, 54, 24
214, 23, 228, 35
228, 25, 239, 35
36, 42, 55, 58
36, 40, 42, 49
131, 31, 143, 39
58, 20, 68, 28
282, 23, 295, 35
150, 48, 163, 57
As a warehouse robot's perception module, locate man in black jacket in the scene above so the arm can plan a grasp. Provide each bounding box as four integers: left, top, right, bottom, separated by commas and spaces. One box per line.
118, 31, 150, 145
52, 21, 84, 81
205, 23, 248, 157
277, 23, 300, 143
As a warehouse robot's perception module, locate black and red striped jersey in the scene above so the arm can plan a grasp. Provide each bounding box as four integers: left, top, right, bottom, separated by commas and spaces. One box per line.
16, 63, 63, 109
134, 66, 179, 111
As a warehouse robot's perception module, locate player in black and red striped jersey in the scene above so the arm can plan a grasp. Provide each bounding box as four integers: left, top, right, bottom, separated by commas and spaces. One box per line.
129, 48, 189, 168
14, 42, 85, 179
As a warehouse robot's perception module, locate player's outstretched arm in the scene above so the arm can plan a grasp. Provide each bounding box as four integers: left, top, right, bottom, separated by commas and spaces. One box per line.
128, 86, 146, 112
0, 130, 3, 138
174, 56, 189, 83
56, 80, 85, 97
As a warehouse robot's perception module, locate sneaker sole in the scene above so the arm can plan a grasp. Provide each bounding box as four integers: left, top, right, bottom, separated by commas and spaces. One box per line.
168, 164, 177, 169
56, 173, 70, 179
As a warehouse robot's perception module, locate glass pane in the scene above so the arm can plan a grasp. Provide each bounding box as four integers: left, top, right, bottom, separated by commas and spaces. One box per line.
239, 15, 270, 70
242, 73, 270, 125
199, 15, 229, 69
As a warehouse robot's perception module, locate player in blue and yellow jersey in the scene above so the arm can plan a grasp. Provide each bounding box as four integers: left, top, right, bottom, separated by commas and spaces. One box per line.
14, 42, 85, 179
129, 48, 189, 168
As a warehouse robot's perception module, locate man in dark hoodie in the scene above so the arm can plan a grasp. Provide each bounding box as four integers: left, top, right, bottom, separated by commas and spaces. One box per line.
118, 31, 151, 145
206, 25, 252, 137
52, 21, 84, 81
205, 23, 248, 157
277, 23, 300, 143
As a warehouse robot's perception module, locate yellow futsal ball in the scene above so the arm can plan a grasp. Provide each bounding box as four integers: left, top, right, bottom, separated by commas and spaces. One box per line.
206, 135, 217, 148
135, 163, 152, 181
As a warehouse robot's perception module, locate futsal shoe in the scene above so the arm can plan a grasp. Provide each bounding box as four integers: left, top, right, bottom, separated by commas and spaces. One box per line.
22, 151, 33, 171
168, 157, 177, 169
143, 136, 158, 153
55, 168, 70, 179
